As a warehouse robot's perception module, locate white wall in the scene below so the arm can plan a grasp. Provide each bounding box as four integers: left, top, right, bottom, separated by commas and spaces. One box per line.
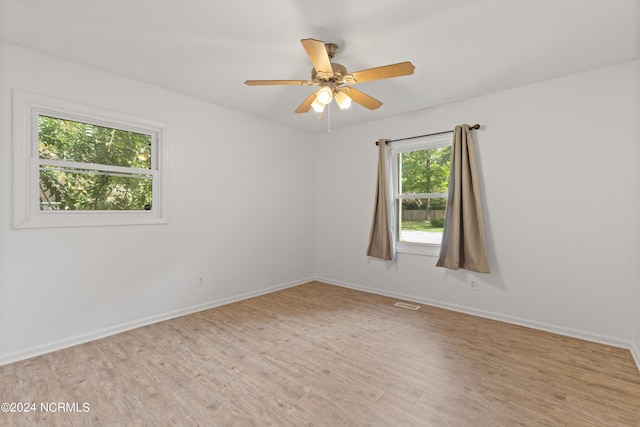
633, 59, 640, 368
2, 40, 639, 370
0, 42, 314, 364
313, 60, 640, 348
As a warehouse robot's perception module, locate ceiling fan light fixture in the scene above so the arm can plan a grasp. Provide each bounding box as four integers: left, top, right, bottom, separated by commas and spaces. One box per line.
316, 86, 333, 105
334, 90, 352, 110
311, 98, 325, 113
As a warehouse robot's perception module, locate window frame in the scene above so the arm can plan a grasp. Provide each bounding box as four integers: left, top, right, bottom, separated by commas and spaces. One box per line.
390, 133, 452, 256
13, 90, 168, 228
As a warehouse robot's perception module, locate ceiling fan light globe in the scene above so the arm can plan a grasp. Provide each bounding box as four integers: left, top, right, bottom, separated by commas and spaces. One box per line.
335, 91, 352, 109
338, 98, 352, 110
311, 98, 325, 113
317, 86, 333, 105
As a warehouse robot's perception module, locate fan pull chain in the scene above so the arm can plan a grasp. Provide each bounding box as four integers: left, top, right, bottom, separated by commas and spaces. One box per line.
327, 102, 332, 134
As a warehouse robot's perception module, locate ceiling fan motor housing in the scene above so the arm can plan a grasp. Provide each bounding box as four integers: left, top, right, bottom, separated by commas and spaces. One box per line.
312, 63, 348, 84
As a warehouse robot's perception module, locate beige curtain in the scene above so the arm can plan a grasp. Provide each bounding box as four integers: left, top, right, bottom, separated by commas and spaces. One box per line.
436, 125, 490, 273
366, 139, 396, 260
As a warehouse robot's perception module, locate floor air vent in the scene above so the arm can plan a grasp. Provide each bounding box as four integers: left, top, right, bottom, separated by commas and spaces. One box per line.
394, 302, 421, 310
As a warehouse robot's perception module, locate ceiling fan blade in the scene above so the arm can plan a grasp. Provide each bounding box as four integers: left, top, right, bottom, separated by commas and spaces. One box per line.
295, 91, 319, 113
244, 80, 312, 86
346, 61, 415, 84
301, 38, 333, 78
342, 87, 383, 110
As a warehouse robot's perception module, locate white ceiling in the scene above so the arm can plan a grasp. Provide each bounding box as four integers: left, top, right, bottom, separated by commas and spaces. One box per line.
1, 0, 638, 134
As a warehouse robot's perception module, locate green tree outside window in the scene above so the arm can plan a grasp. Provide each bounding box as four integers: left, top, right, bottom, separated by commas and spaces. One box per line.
38, 116, 153, 211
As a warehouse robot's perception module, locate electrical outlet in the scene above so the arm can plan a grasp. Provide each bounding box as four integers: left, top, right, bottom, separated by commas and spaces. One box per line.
468, 280, 478, 291
196, 275, 204, 288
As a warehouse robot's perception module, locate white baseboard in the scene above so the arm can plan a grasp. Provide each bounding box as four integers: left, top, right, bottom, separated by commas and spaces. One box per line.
0, 277, 313, 367
631, 341, 640, 373
315, 276, 633, 351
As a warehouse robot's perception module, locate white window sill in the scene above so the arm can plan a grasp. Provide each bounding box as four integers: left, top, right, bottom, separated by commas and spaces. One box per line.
14, 211, 168, 229
396, 242, 441, 257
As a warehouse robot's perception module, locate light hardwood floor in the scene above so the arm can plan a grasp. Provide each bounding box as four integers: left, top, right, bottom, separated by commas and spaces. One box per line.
1, 281, 639, 426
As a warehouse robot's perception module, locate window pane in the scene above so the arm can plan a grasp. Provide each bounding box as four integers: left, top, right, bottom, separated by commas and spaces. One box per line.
38, 115, 152, 169
397, 198, 447, 244
399, 146, 450, 194
39, 166, 152, 211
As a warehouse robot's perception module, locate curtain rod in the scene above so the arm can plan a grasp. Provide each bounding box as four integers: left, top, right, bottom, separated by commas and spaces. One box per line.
375, 124, 481, 145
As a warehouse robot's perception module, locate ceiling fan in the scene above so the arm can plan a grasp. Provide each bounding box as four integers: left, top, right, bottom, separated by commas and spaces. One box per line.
244, 38, 415, 114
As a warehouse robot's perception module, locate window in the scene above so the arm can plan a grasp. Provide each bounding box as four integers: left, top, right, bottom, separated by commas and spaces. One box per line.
391, 133, 451, 256
13, 91, 168, 228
